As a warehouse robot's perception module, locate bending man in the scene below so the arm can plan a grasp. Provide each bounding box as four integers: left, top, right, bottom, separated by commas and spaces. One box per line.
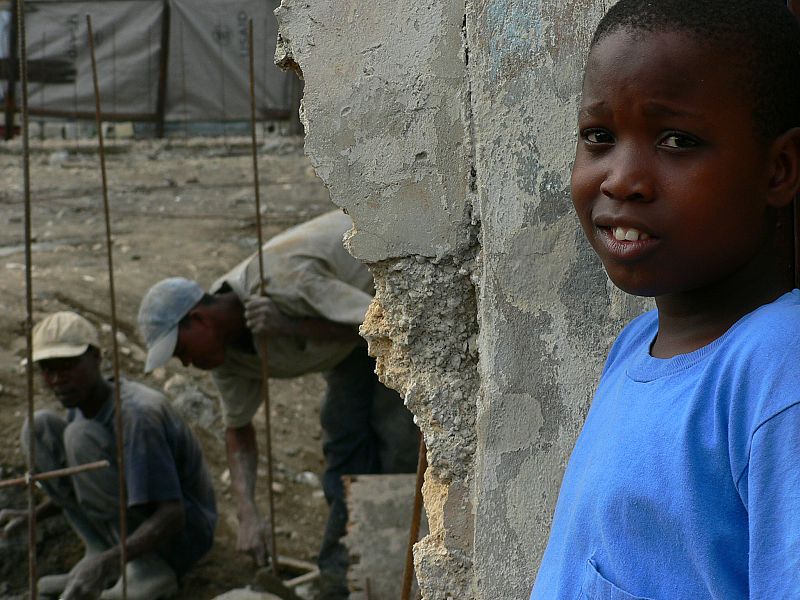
137, 210, 418, 599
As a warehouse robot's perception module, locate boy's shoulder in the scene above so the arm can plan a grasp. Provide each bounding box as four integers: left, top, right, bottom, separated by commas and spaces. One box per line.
603, 290, 800, 382
725, 290, 800, 358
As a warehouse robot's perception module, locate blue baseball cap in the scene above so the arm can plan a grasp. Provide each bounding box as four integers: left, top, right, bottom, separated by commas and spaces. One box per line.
138, 278, 204, 372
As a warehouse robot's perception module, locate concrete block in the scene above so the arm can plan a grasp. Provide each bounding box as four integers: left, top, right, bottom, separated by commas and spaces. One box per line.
344, 474, 427, 600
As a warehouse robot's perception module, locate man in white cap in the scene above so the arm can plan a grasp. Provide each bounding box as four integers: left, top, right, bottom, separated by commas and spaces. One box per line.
0, 311, 217, 600
137, 210, 418, 599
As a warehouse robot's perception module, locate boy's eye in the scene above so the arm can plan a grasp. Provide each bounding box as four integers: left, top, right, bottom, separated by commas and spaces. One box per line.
581, 128, 615, 145
658, 132, 699, 149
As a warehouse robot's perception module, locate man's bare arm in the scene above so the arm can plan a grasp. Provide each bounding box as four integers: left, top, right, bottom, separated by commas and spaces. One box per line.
226, 423, 270, 566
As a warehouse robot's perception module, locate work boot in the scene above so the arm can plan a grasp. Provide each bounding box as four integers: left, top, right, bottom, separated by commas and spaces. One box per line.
38, 508, 109, 598
99, 553, 178, 600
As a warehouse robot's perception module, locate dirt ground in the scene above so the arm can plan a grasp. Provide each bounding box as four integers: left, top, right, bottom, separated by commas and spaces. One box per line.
0, 133, 339, 599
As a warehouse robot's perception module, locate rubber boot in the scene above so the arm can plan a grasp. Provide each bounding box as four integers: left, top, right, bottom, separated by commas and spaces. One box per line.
99, 553, 178, 600
38, 508, 109, 598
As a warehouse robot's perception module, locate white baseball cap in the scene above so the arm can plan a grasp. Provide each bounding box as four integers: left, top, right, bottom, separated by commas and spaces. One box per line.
32, 312, 100, 362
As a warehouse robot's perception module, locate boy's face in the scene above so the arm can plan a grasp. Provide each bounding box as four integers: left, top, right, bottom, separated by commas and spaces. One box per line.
572, 29, 775, 298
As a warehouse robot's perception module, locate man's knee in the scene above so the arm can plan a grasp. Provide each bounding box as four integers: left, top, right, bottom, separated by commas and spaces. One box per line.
64, 420, 118, 520
371, 385, 419, 473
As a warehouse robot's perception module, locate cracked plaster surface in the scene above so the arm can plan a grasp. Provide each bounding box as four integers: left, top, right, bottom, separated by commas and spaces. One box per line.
275, 0, 648, 598
276, 0, 480, 597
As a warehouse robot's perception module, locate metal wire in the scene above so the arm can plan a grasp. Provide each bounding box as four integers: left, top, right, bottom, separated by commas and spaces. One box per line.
248, 17, 279, 575
16, 0, 38, 594
0, 460, 110, 490
86, 15, 128, 599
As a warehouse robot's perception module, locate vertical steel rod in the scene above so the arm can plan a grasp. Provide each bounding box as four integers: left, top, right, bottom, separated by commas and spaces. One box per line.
17, 0, 37, 594
218, 17, 227, 142
248, 17, 279, 574
179, 20, 188, 137
86, 15, 128, 599
155, 0, 170, 139
401, 434, 427, 600
5, 0, 18, 140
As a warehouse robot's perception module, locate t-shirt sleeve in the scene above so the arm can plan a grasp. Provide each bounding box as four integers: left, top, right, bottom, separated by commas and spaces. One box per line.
124, 405, 182, 507
739, 402, 800, 596
211, 365, 263, 429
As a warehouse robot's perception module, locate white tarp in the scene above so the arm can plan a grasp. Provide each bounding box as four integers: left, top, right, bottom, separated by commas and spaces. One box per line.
18, 0, 292, 120
167, 0, 291, 121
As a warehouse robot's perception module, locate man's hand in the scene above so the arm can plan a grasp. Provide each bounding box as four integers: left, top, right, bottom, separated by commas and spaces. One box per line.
237, 507, 271, 567
61, 552, 119, 600
0, 508, 28, 538
244, 296, 294, 338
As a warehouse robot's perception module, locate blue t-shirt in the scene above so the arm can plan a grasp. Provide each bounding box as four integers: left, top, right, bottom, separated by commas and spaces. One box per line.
71, 379, 217, 577
531, 290, 800, 600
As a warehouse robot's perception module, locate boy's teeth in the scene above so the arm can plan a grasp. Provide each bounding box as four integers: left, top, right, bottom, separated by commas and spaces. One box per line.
612, 227, 649, 242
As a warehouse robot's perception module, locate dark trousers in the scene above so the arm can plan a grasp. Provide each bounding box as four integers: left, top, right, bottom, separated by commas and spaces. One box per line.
317, 346, 418, 596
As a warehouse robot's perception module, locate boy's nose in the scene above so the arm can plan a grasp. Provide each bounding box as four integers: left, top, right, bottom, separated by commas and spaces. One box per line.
599, 149, 654, 202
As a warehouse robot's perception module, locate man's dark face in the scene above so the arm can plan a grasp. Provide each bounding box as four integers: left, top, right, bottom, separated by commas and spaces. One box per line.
38, 349, 103, 409
174, 311, 226, 371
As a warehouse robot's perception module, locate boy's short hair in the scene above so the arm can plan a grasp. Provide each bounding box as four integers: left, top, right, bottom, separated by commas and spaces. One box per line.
591, 0, 800, 138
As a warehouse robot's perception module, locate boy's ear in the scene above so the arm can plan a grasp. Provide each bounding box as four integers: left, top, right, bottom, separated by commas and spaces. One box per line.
767, 127, 800, 208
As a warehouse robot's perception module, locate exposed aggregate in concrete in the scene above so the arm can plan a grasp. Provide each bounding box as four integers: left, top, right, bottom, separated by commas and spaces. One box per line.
360, 251, 480, 599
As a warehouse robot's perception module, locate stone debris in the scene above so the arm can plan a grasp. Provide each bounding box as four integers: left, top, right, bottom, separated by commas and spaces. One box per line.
163, 374, 222, 435
294, 471, 321, 487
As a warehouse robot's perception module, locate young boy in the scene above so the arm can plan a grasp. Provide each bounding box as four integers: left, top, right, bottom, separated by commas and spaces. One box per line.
531, 1, 800, 598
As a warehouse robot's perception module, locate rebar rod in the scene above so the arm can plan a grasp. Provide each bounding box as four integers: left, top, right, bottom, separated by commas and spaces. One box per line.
86, 15, 128, 599
401, 434, 427, 600
0, 461, 110, 490
248, 17, 279, 574
16, 0, 37, 594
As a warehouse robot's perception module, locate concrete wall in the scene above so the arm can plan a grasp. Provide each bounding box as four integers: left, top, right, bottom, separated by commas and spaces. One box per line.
275, 0, 649, 598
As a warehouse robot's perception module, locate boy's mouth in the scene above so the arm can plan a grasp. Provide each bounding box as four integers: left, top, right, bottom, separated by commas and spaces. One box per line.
612, 226, 651, 242
595, 224, 659, 262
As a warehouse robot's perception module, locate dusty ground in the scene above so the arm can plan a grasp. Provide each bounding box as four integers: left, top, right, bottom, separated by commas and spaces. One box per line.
0, 134, 338, 599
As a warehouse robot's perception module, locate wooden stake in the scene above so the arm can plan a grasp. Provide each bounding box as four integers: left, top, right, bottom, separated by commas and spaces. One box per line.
401, 434, 427, 600
248, 17, 279, 574
87, 15, 128, 599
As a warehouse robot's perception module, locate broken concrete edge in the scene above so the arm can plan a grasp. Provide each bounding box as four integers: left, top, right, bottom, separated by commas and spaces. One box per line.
274, 0, 482, 596
356, 247, 481, 600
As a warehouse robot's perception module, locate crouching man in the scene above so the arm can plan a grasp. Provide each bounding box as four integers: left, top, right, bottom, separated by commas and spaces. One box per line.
0, 312, 217, 600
